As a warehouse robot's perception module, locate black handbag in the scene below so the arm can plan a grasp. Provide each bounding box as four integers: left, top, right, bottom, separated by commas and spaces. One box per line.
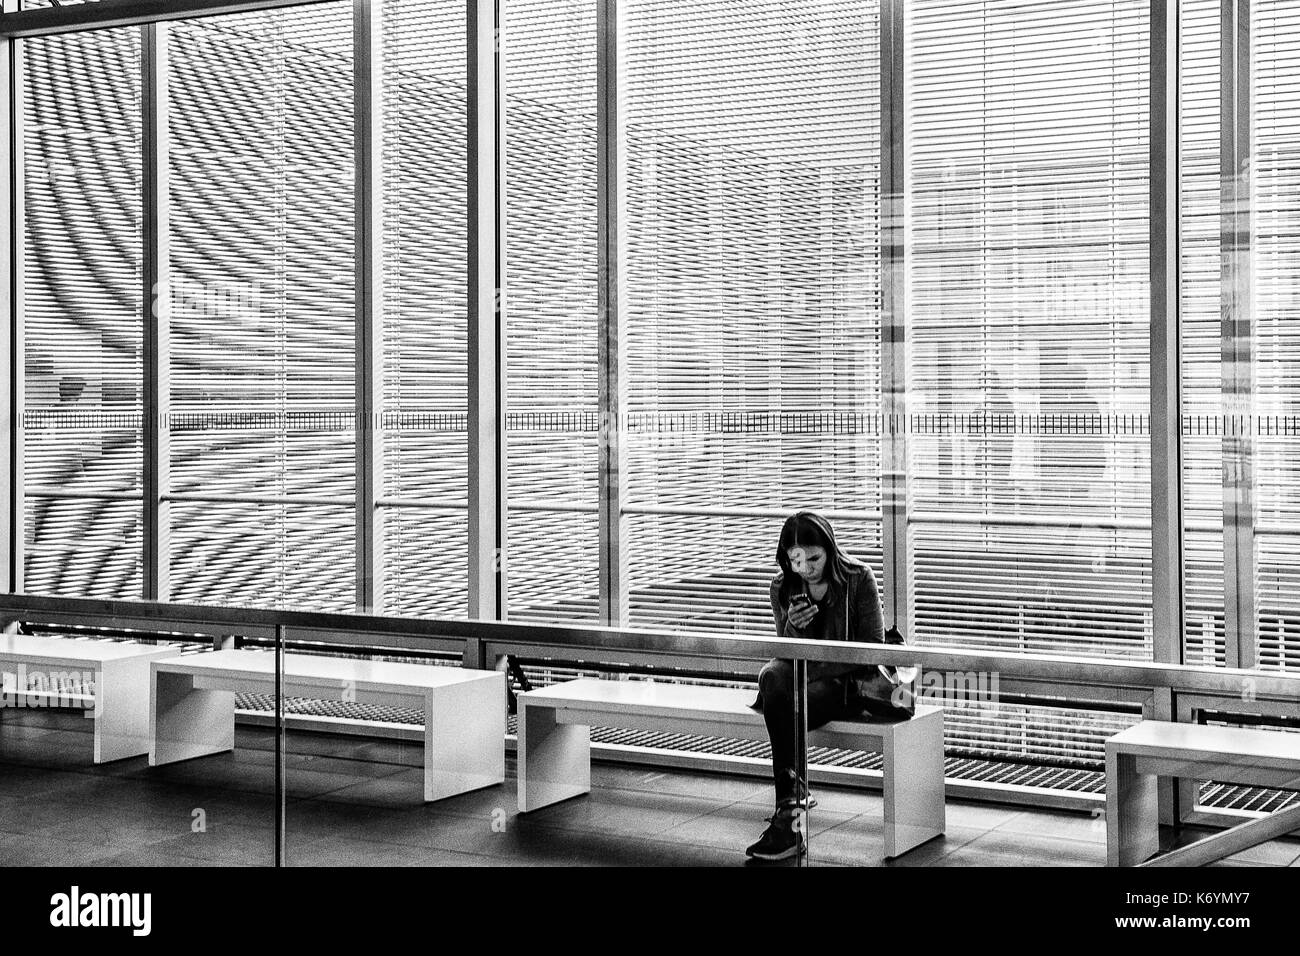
850, 624, 916, 719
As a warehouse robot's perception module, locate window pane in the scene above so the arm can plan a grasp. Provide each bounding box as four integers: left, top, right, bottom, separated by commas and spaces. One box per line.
908, 0, 1152, 659
1180, 0, 1226, 666
503, 0, 600, 624
623, 0, 883, 633
378, 0, 468, 616
167, 7, 356, 611
22, 28, 143, 599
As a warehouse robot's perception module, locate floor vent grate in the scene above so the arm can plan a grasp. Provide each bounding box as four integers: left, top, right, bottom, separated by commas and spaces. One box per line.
238, 695, 1109, 791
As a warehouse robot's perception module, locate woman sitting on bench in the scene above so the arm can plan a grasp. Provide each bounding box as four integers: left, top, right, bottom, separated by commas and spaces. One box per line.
746, 510, 891, 861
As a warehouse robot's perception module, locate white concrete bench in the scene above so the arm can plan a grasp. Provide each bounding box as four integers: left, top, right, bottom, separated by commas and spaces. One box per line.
1, 633, 179, 763
517, 677, 946, 858
1106, 719, 1300, 866
151, 649, 506, 802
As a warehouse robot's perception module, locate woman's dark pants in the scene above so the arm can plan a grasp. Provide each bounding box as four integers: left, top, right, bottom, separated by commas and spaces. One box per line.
756, 659, 861, 804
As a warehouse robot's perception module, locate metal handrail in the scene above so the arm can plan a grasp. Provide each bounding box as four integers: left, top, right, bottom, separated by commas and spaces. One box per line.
3, 592, 1299, 702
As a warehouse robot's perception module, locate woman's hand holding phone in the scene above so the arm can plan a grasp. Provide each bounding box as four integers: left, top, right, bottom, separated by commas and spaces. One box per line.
787, 592, 818, 630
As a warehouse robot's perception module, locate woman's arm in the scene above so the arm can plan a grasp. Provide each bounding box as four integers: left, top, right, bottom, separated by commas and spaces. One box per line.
770, 579, 793, 636
774, 578, 847, 682
809, 569, 885, 682
856, 566, 885, 645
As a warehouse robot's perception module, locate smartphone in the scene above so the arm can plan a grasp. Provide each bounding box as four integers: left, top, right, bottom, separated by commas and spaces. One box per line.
789, 592, 812, 612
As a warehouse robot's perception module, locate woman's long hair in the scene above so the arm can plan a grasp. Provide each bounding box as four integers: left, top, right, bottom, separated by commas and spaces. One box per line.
774, 511, 864, 606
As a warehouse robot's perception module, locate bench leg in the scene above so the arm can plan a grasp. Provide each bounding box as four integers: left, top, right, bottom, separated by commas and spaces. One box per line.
93, 658, 158, 763
518, 702, 590, 813
1106, 749, 1160, 866
422, 674, 506, 802
150, 669, 235, 767
881, 709, 946, 858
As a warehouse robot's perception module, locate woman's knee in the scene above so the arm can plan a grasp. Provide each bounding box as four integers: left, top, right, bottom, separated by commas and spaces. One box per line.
759, 659, 793, 697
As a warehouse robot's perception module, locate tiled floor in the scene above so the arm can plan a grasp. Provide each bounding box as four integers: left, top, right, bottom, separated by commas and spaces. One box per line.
1, 709, 1297, 867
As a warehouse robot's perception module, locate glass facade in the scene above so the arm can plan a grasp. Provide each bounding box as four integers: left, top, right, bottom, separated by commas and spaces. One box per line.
16, 0, 1300, 669
4, 0, 1300, 865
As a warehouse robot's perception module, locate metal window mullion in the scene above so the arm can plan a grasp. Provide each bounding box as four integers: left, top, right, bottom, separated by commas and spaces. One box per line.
143, 22, 170, 601
493, 0, 507, 620
354, 0, 382, 612
1150, 0, 1181, 830
1220, 0, 1256, 669
274, 622, 285, 866
2, 1, 22, 596
881, 0, 908, 635
1150, 0, 1183, 668
468, 0, 503, 621
596, 0, 626, 628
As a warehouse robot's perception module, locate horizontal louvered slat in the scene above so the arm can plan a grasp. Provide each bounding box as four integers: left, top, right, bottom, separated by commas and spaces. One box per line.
379, 508, 468, 617
167, 501, 354, 611
623, 513, 881, 636
22, 500, 142, 598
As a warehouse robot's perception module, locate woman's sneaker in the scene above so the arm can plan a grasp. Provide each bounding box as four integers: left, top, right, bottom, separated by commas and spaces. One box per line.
745, 805, 807, 861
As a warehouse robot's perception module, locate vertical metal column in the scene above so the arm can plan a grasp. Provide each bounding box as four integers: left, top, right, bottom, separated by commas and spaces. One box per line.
143, 22, 170, 601
1220, 0, 1256, 669
494, 0, 507, 620
1149, 0, 1183, 825
354, 0, 383, 612
468, 0, 505, 621
880, 0, 908, 636
274, 623, 285, 866
3, 0, 22, 596
596, 0, 627, 627
1150, 0, 1184, 669
793, 657, 809, 867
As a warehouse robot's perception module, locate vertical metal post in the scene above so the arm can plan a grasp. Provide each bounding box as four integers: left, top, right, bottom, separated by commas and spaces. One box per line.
354, 0, 382, 612
3, 1, 22, 595
880, 0, 908, 637
1150, 0, 1183, 669
1149, 0, 1183, 825
793, 657, 809, 867
142, 22, 170, 601
274, 623, 285, 866
468, 0, 504, 621
494, 0, 507, 620
1220, 0, 1255, 669
596, 0, 626, 627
